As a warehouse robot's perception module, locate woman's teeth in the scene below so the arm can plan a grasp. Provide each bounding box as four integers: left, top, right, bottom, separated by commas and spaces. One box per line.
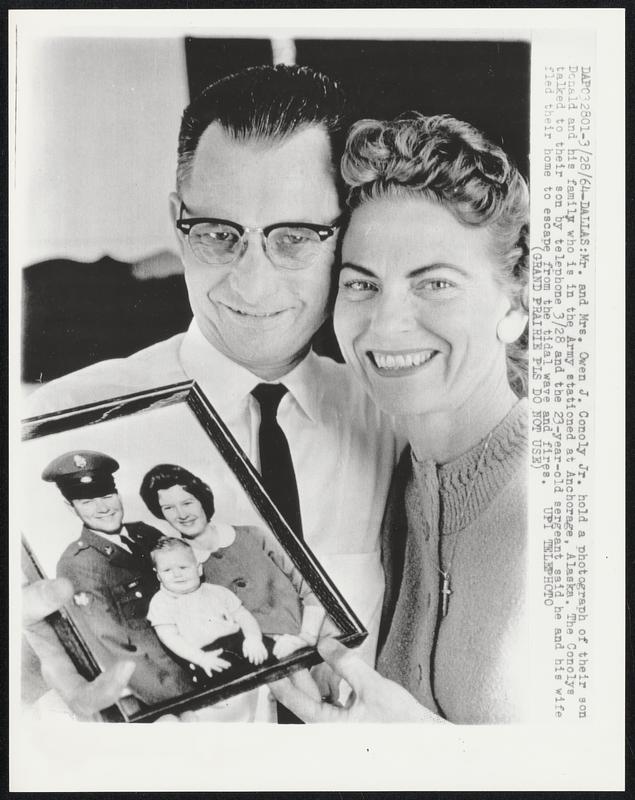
371, 350, 435, 370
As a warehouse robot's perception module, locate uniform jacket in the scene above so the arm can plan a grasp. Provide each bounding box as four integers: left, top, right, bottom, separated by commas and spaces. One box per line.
56, 522, 191, 705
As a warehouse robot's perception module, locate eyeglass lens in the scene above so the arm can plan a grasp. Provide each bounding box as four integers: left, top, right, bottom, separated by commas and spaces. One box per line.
188, 221, 325, 268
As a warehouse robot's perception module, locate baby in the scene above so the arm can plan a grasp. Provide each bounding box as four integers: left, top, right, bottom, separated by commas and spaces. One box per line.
147, 537, 270, 679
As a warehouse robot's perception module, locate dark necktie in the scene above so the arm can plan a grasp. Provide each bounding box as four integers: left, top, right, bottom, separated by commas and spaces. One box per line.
252, 383, 305, 724
251, 383, 303, 539
119, 533, 145, 560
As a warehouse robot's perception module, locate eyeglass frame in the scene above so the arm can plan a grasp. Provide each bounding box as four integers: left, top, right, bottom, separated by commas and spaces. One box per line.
175, 202, 342, 269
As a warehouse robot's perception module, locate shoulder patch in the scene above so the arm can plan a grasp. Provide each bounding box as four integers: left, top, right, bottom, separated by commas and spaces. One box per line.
73, 591, 91, 607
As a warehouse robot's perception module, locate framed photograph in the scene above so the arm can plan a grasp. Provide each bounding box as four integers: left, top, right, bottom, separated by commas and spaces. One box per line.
21, 381, 366, 722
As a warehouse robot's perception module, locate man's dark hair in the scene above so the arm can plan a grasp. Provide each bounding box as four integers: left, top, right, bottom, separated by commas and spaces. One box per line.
176, 64, 349, 194
139, 464, 215, 523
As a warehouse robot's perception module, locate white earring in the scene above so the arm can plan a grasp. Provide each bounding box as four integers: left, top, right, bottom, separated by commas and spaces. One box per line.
497, 315, 525, 344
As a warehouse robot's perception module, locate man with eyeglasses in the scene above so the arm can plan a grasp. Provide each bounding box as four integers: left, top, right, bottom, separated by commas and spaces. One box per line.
25, 65, 397, 720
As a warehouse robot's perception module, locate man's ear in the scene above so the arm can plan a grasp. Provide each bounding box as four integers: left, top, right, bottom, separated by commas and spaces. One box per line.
197, 563, 203, 577
497, 288, 529, 344
169, 192, 186, 258
65, 499, 78, 518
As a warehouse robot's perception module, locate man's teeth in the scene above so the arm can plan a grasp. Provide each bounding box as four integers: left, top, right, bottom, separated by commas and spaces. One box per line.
231, 306, 280, 317
372, 351, 435, 370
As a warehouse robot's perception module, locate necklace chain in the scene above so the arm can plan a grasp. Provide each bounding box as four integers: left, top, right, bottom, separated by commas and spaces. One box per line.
438, 430, 494, 618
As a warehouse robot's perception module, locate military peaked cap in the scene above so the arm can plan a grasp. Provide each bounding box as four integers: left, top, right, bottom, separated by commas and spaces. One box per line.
42, 450, 120, 501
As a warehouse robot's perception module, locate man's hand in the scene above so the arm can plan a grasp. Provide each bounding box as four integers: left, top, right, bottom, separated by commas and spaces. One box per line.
310, 660, 344, 703
196, 649, 231, 676
242, 636, 268, 665
272, 633, 309, 660
270, 637, 447, 723
23, 578, 136, 720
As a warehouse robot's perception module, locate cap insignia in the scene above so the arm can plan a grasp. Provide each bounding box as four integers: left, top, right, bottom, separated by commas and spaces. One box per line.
74, 455, 88, 468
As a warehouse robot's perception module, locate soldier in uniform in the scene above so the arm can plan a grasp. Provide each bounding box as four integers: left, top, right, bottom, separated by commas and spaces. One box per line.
42, 450, 192, 706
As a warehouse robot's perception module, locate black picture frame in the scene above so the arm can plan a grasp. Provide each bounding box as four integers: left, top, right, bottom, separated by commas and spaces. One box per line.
21, 381, 367, 722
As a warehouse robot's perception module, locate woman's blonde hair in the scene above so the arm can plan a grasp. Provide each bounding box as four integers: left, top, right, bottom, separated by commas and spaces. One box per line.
341, 113, 529, 397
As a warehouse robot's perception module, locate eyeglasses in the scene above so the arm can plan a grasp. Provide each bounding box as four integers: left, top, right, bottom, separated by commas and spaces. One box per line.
176, 203, 340, 270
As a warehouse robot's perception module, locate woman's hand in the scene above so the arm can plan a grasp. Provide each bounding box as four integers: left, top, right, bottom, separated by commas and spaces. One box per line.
196, 649, 231, 676
270, 637, 447, 723
23, 578, 136, 720
242, 636, 268, 665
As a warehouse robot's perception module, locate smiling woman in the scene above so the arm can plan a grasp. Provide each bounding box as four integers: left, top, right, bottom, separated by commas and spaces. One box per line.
139, 464, 327, 656
337, 196, 523, 426
331, 113, 530, 723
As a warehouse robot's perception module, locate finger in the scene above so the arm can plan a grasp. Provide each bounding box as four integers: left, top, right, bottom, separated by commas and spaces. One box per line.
288, 666, 323, 702
67, 660, 136, 719
269, 676, 342, 723
23, 579, 74, 627
311, 664, 340, 702
317, 638, 371, 689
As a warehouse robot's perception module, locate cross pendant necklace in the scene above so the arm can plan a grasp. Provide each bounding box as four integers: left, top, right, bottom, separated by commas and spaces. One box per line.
440, 570, 452, 617
437, 430, 493, 619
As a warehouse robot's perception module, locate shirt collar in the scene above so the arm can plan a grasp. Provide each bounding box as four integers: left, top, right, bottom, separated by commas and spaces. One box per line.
178, 320, 259, 419
189, 522, 236, 563
82, 525, 130, 553
178, 319, 321, 423
279, 351, 321, 423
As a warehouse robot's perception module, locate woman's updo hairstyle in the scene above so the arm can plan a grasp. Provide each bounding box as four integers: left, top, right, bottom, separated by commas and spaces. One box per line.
341, 113, 529, 396
139, 464, 215, 522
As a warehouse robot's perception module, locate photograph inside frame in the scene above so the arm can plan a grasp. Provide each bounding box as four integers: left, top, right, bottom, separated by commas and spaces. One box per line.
21, 382, 363, 722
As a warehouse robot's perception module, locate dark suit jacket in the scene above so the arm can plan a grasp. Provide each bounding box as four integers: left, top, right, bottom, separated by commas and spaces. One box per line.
56, 522, 191, 705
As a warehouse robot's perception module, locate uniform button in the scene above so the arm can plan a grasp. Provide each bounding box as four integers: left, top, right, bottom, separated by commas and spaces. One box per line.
77, 540, 84, 546
189, 663, 196, 670
134, 591, 143, 598
192, 676, 198, 683
235, 579, 247, 588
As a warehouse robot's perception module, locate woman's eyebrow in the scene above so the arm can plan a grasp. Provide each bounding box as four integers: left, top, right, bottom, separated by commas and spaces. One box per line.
342, 262, 468, 278
407, 263, 469, 279
340, 263, 378, 278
